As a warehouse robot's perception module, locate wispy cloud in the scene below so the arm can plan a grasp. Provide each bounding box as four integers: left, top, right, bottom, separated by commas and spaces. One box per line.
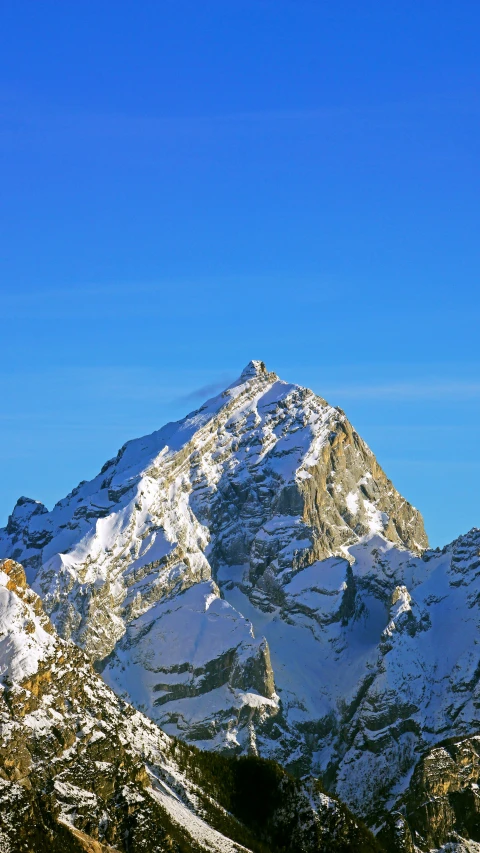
4, 91, 477, 162
176, 377, 234, 405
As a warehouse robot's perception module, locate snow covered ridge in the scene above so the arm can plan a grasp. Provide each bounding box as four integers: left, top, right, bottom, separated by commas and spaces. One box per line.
0, 558, 381, 853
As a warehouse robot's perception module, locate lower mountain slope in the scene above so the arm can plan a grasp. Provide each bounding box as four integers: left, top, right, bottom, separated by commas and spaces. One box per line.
0, 557, 381, 853
95, 525, 480, 837
232, 528, 480, 821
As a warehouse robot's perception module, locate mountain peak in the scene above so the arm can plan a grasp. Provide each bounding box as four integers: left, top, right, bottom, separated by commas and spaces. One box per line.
239, 359, 268, 380
6, 496, 48, 537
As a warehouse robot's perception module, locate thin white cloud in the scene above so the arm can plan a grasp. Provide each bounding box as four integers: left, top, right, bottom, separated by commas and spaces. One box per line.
176, 377, 234, 404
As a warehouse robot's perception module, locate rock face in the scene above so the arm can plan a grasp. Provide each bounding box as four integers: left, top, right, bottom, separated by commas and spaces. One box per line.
378, 734, 480, 852
0, 360, 427, 759
0, 558, 383, 853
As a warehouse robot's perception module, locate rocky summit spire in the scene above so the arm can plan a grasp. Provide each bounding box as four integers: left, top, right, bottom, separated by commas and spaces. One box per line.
239, 359, 268, 380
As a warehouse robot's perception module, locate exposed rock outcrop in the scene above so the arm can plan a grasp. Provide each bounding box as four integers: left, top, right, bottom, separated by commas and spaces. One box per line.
378, 734, 480, 852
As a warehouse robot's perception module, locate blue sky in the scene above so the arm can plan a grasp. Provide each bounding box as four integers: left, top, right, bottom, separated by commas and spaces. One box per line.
1, 0, 479, 546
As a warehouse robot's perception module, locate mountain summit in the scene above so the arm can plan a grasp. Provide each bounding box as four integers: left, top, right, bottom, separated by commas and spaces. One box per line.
238, 359, 268, 379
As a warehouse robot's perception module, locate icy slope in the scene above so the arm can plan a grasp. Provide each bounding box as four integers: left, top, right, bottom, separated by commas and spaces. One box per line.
0, 558, 382, 853
0, 360, 426, 753
225, 528, 480, 824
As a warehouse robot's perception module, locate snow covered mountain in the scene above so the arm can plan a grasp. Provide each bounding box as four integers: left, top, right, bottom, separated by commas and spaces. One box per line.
0, 557, 381, 852
0, 361, 426, 750
5, 359, 480, 841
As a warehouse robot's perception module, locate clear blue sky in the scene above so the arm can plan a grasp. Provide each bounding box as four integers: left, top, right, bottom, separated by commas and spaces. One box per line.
1, 1, 479, 547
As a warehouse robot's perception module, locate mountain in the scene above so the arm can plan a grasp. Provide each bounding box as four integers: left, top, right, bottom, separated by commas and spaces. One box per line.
0, 361, 427, 745
0, 556, 382, 852
4, 359, 480, 845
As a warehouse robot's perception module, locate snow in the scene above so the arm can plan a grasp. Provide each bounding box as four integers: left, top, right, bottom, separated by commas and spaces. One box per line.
363, 500, 389, 534
284, 557, 348, 596
54, 779, 98, 807
148, 775, 248, 852
100, 579, 278, 734
0, 575, 56, 685
346, 491, 359, 514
